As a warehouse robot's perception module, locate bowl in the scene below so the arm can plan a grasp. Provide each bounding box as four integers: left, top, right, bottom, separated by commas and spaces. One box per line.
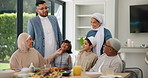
85, 72, 102, 78
100, 75, 122, 78
0, 70, 15, 78
62, 70, 71, 76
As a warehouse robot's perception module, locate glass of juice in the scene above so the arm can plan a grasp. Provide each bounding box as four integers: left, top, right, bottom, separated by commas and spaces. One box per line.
73, 66, 82, 76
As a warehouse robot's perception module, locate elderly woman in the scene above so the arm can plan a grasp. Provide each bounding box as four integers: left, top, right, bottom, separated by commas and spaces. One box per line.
10, 33, 62, 69
86, 13, 112, 56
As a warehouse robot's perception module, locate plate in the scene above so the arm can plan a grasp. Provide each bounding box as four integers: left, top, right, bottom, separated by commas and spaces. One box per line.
62, 70, 71, 76
85, 72, 102, 78
100, 75, 122, 78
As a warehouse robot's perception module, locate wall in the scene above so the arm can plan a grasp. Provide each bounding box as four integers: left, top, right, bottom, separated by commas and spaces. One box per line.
65, 1, 75, 51
66, 0, 116, 51
118, 0, 148, 78
118, 0, 148, 47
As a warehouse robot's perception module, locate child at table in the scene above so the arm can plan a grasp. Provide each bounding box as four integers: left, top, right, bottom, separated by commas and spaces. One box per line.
76, 36, 98, 71
51, 40, 72, 70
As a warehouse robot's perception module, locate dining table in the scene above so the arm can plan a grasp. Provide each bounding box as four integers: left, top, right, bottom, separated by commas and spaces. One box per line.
62, 71, 130, 78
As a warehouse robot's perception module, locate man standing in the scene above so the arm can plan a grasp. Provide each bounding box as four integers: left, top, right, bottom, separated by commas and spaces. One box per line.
28, 0, 62, 58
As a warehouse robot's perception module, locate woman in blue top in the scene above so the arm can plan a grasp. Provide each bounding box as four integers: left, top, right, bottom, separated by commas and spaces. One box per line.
86, 13, 112, 56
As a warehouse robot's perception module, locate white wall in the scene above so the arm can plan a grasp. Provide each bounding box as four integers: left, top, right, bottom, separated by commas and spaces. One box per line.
118, 0, 148, 78
65, 1, 75, 51
66, 0, 116, 51
118, 0, 148, 47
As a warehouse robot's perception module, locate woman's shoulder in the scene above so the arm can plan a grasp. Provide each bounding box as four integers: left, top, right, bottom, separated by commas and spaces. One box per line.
11, 49, 19, 56
29, 48, 40, 55
87, 30, 97, 37
104, 28, 112, 39
104, 28, 111, 32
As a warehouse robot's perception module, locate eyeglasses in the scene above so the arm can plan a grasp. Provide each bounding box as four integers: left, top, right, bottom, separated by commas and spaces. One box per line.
37, 7, 49, 10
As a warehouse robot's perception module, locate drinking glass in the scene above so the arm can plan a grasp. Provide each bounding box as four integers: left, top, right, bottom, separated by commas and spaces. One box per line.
73, 66, 82, 76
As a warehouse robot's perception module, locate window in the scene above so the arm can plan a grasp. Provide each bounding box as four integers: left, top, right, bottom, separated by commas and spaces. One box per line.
0, 0, 65, 69
0, 0, 17, 69
23, 0, 36, 32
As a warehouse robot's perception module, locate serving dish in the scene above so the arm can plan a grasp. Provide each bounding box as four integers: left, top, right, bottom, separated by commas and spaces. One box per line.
62, 70, 71, 76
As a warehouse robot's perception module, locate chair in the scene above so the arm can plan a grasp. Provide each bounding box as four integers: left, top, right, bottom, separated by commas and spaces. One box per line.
124, 67, 143, 78
121, 60, 143, 78
121, 60, 126, 73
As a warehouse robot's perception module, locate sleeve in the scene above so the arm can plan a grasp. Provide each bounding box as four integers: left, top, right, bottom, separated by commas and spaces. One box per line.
28, 19, 35, 40
104, 28, 112, 42
91, 55, 98, 68
9, 53, 19, 69
50, 57, 56, 67
37, 52, 47, 67
75, 53, 81, 66
46, 52, 57, 64
89, 56, 100, 72
68, 55, 73, 69
111, 61, 123, 73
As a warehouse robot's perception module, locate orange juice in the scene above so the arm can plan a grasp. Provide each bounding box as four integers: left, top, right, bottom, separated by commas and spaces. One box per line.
73, 66, 82, 76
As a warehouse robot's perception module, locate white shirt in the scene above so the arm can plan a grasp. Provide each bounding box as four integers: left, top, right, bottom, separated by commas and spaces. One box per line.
90, 53, 123, 73
39, 15, 57, 58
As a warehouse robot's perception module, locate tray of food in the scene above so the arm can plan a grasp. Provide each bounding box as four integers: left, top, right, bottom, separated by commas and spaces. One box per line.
29, 67, 62, 78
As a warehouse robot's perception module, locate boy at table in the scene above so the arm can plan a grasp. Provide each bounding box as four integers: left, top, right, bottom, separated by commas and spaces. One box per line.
90, 38, 123, 73
76, 36, 98, 71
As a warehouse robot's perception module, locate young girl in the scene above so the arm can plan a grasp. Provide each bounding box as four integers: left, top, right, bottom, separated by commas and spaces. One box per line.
76, 36, 98, 71
52, 40, 72, 70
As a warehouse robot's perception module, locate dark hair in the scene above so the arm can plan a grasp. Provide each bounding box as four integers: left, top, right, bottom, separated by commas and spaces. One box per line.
85, 38, 93, 46
61, 40, 72, 54
85, 38, 94, 51
36, 0, 46, 6
92, 17, 100, 23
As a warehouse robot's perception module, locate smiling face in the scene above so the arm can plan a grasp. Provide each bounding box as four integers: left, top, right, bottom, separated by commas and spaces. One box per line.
26, 37, 33, 48
60, 42, 70, 52
82, 40, 93, 52
91, 17, 102, 29
36, 3, 48, 17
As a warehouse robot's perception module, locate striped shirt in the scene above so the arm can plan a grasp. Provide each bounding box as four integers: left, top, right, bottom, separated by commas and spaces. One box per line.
52, 52, 72, 69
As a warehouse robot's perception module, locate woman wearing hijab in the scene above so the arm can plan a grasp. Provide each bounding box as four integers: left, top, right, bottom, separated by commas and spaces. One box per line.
86, 13, 112, 56
10, 33, 62, 69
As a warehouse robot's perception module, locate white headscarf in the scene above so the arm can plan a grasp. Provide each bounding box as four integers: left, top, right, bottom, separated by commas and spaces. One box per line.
17, 33, 31, 52
87, 36, 97, 46
91, 13, 105, 56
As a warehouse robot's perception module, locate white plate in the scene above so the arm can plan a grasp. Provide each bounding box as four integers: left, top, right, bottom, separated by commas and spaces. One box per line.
100, 75, 122, 78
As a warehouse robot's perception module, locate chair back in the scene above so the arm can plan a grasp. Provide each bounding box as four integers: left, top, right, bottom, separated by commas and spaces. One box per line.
121, 60, 126, 73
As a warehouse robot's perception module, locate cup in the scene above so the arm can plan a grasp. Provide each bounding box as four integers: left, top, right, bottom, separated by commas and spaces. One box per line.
106, 68, 114, 76
73, 66, 82, 76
